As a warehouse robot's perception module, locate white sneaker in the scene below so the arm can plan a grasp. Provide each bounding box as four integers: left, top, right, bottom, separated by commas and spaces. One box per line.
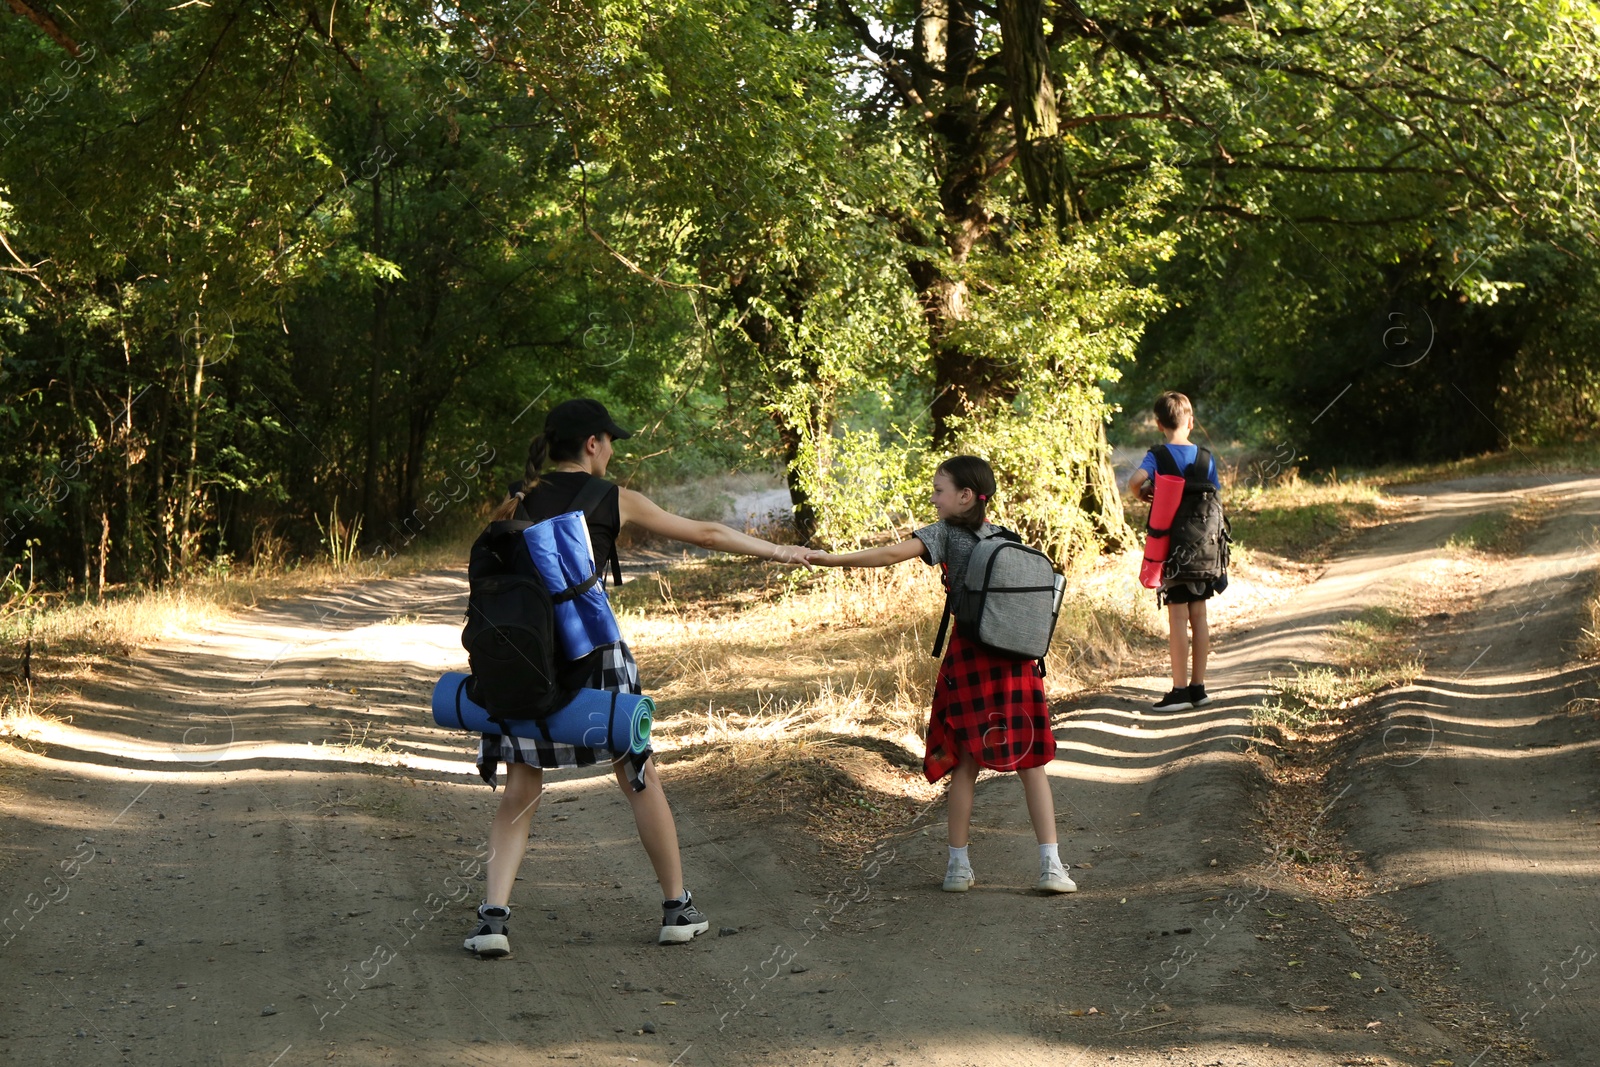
1037, 860, 1078, 894
942, 866, 975, 893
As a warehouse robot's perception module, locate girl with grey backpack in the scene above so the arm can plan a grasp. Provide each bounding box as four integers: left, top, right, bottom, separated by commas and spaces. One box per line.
808, 456, 1078, 895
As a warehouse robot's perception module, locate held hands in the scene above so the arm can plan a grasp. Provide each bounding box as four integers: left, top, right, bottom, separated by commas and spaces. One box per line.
764, 545, 840, 567
766, 544, 815, 566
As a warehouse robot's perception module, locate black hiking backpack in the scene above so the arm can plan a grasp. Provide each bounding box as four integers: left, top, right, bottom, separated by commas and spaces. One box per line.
1153, 444, 1230, 583
460, 477, 614, 723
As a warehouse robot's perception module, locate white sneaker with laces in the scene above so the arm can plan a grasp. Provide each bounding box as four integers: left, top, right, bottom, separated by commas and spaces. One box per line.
1037, 860, 1078, 894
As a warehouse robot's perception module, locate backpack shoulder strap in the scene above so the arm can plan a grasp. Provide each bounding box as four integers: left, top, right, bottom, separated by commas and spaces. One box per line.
930, 562, 954, 658
568, 475, 624, 586
1187, 447, 1214, 485
930, 604, 953, 659
1151, 445, 1183, 478
568, 475, 613, 517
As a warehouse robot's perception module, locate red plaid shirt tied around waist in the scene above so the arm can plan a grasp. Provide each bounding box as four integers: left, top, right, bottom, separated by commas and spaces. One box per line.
923, 631, 1056, 783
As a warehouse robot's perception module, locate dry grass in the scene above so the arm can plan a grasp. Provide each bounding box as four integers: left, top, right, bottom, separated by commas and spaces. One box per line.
1378, 439, 1600, 486
1224, 473, 1392, 561
0, 508, 488, 665
1442, 493, 1557, 558
1582, 571, 1600, 661
1255, 601, 1428, 740
0, 683, 50, 750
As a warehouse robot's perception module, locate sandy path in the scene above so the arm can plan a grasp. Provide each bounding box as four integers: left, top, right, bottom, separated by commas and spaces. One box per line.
2, 474, 1596, 1066
1337, 475, 1600, 1066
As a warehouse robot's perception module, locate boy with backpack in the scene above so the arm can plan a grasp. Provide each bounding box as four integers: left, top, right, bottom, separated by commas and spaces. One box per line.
1126, 392, 1228, 713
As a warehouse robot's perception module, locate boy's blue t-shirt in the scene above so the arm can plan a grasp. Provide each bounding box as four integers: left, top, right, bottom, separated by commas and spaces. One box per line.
1136, 444, 1220, 489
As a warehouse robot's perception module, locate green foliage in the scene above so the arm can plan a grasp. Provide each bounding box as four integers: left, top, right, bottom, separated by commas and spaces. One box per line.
2, 0, 1597, 596
794, 426, 931, 549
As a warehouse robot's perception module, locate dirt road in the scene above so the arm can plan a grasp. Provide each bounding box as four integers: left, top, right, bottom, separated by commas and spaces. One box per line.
2, 473, 1596, 1066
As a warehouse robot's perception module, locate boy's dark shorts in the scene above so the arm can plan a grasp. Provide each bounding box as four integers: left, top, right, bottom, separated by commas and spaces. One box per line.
1159, 576, 1227, 606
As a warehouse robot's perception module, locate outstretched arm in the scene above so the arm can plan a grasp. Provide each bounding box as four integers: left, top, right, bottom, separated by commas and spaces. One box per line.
809, 538, 926, 568
617, 487, 810, 564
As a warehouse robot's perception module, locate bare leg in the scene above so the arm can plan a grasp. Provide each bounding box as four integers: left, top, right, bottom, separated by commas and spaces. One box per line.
1190, 601, 1210, 684
484, 762, 543, 907
1167, 601, 1190, 688
613, 758, 684, 900
947, 752, 981, 848
1018, 765, 1058, 845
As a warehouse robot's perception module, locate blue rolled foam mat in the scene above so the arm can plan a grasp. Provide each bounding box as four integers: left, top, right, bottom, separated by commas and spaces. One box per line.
522, 512, 621, 660
432, 672, 652, 754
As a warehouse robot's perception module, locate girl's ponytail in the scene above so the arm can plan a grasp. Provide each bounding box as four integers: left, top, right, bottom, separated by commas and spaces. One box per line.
487, 432, 551, 522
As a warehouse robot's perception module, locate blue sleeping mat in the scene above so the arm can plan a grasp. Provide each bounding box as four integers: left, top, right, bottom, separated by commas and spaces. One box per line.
523, 511, 620, 659
431, 671, 652, 754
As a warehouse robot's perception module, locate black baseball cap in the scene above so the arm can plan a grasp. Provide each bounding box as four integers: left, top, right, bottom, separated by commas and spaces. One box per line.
545, 398, 633, 441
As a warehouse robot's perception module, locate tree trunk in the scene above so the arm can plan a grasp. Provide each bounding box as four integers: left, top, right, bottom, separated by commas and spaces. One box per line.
771, 414, 818, 543
116, 288, 136, 586
1082, 419, 1133, 551
907, 0, 1017, 447
905, 0, 1128, 556
63, 336, 90, 589
96, 511, 109, 600
729, 268, 822, 543
178, 320, 205, 575
363, 109, 388, 539
997, 0, 1075, 229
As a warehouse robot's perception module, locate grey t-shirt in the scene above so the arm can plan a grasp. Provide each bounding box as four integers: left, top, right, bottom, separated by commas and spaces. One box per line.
913, 520, 999, 592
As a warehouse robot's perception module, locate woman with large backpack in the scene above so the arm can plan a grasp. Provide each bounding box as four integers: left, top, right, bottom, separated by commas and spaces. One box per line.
463, 398, 810, 956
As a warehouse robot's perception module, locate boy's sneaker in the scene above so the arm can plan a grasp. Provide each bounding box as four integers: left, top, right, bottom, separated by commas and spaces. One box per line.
1152, 688, 1194, 712
1037, 859, 1078, 894
463, 904, 511, 958
1188, 683, 1213, 707
942, 865, 975, 893
659, 890, 710, 944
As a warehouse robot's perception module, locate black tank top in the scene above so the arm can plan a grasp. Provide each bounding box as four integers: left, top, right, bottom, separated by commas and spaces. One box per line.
515, 472, 622, 583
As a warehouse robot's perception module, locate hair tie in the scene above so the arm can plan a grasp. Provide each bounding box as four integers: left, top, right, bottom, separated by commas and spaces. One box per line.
513, 490, 526, 501
977, 494, 989, 501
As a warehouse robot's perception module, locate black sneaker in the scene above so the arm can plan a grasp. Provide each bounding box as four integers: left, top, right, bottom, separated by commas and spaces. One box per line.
463, 904, 511, 958
1188, 683, 1213, 707
1152, 688, 1194, 712
659, 890, 710, 944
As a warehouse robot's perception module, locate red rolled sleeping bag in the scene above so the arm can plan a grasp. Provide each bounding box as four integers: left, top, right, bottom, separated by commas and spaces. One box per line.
1139, 471, 1187, 588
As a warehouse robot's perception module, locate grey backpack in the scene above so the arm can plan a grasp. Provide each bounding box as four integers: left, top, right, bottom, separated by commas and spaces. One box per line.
931, 530, 1065, 664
